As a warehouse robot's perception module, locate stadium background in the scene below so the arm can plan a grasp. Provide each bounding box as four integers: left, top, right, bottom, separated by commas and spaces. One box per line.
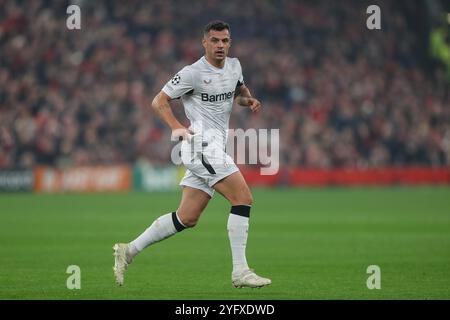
0, 0, 449, 300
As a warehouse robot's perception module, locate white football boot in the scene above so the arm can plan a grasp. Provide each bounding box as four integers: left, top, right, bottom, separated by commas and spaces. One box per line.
113, 243, 131, 286
232, 269, 272, 288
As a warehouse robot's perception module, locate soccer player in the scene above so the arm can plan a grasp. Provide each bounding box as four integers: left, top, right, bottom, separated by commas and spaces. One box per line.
113, 20, 271, 288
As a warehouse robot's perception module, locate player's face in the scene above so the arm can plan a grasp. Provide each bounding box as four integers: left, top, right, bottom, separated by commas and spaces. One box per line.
202, 29, 231, 62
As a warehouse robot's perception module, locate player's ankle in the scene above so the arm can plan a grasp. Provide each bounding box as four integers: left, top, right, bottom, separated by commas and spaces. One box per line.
126, 243, 139, 263
232, 264, 249, 275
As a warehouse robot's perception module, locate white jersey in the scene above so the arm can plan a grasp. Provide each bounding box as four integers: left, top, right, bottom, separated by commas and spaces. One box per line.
162, 56, 244, 149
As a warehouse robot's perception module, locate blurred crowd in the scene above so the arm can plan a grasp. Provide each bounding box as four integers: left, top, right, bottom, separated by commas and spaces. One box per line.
0, 0, 449, 169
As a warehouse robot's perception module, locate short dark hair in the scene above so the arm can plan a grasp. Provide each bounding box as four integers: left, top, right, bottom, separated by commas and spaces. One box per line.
203, 20, 231, 36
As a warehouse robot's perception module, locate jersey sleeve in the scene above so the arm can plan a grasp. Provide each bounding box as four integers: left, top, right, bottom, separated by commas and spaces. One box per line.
162, 66, 194, 99
236, 59, 244, 87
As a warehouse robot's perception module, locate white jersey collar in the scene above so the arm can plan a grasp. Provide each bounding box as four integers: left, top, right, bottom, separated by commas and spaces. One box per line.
202, 56, 227, 72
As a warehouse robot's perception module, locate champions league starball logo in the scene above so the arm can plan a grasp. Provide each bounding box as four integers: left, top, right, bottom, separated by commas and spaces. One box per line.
171, 74, 181, 85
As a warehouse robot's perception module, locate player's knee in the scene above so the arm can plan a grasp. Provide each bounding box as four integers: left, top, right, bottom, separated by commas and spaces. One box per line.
233, 192, 253, 206
243, 193, 253, 206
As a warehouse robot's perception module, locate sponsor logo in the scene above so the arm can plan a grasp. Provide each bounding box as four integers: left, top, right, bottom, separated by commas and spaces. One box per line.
201, 90, 235, 102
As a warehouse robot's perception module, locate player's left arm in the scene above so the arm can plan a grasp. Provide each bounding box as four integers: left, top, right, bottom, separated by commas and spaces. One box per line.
234, 84, 261, 113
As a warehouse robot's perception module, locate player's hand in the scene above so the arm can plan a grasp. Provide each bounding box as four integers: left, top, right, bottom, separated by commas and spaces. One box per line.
248, 98, 261, 112
171, 127, 194, 143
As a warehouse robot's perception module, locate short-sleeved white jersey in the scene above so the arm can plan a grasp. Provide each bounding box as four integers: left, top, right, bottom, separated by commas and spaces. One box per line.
162, 56, 244, 149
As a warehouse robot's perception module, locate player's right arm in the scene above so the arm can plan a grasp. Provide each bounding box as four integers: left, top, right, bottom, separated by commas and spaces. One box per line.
152, 67, 195, 141
151, 91, 192, 141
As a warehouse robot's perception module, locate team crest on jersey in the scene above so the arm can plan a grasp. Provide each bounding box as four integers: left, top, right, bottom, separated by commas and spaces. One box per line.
203, 79, 212, 84
171, 74, 181, 85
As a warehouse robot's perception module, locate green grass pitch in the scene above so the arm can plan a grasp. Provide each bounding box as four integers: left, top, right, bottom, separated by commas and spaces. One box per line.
1, 187, 449, 299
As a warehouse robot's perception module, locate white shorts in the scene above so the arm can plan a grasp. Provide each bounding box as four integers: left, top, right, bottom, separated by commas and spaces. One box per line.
179, 139, 239, 197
